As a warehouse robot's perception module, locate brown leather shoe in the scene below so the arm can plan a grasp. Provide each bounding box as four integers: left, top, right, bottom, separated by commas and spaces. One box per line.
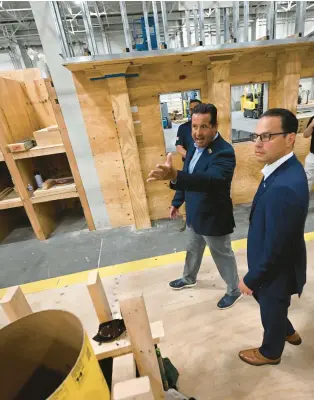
239, 348, 281, 366
286, 331, 302, 345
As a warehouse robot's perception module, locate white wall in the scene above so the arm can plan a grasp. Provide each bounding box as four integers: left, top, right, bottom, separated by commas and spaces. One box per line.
0, 52, 14, 71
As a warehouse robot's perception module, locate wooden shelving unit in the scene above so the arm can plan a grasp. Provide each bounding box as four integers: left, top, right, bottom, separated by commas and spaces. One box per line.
12, 144, 66, 160
0, 191, 23, 210
0, 69, 95, 242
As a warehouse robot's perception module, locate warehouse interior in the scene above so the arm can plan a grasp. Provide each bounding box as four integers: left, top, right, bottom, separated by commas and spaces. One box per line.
0, 1, 314, 399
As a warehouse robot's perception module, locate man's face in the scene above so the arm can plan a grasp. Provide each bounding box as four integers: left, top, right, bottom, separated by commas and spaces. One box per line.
192, 113, 217, 148
254, 116, 295, 164
189, 102, 199, 115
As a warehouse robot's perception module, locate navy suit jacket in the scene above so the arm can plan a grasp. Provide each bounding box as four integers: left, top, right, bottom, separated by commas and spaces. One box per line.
244, 155, 309, 296
171, 134, 236, 236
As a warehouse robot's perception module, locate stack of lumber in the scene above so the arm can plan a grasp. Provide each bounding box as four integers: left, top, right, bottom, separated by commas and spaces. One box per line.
33, 125, 63, 147
33, 177, 76, 198
0, 187, 13, 201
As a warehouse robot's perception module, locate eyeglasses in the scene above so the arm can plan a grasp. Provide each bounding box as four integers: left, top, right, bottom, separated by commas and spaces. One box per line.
250, 132, 290, 142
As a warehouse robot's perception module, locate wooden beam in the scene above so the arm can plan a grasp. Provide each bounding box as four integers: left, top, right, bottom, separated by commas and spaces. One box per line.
207, 62, 231, 142
0, 109, 47, 240
275, 51, 301, 113
107, 77, 151, 229
0, 286, 32, 323
113, 376, 154, 400
87, 270, 112, 324
45, 79, 96, 231
92, 320, 164, 360
112, 354, 136, 396
120, 296, 164, 400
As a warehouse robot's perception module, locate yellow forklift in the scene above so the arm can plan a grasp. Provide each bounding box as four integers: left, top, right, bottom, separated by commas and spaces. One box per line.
241, 83, 264, 119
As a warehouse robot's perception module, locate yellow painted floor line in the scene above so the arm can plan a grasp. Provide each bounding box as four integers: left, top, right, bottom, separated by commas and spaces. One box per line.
0, 233, 313, 299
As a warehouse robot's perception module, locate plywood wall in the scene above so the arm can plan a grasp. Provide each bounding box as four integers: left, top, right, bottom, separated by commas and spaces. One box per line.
68, 41, 314, 226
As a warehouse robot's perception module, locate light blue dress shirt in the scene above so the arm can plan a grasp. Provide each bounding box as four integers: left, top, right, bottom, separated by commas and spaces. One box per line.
188, 145, 206, 173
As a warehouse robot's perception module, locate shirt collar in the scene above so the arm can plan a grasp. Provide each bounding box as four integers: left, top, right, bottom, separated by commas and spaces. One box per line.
194, 132, 219, 152
262, 152, 294, 181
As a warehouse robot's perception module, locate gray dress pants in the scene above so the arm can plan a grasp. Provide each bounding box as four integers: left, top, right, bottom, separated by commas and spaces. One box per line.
182, 227, 241, 296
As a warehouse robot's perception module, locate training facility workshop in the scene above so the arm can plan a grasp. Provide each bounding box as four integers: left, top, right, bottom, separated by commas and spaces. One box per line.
0, 1, 314, 399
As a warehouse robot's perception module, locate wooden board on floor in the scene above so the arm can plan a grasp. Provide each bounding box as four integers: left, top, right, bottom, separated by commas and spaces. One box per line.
1, 245, 314, 398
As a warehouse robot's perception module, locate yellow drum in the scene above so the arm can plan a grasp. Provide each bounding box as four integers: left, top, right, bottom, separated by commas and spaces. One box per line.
0, 310, 110, 399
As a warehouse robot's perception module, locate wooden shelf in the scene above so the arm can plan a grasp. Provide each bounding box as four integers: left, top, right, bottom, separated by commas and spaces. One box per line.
31, 184, 79, 204
0, 191, 23, 210
12, 144, 65, 160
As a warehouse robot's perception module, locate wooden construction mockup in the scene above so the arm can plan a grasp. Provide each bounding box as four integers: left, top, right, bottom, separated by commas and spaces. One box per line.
64, 37, 314, 228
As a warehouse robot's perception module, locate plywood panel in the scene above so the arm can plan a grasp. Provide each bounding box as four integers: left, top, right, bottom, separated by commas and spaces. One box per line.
72, 72, 134, 227
66, 41, 314, 224
107, 76, 151, 229
23, 79, 57, 129
0, 68, 41, 82
207, 62, 231, 142
231, 142, 262, 204
275, 51, 301, 112
0, 78, 38, 142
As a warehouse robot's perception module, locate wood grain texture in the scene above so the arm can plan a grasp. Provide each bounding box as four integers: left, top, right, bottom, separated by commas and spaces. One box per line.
113, 376, 154, 400
0, 78, 38, 142
87, 270, 112, 324
108, 76, 151, 229
1, 247, 314, 399
0, 286, 32, 323
207, 62, 231, 142
0, 68, 41, 82
275, 51, 301, 112
72, 72, 134, 227
120, 296, 164, 400
66, 43, 314, 217
22, 79, 57, 129
0, 110, 46, 240
45, 78, 96, 231
112, 354, 136, 396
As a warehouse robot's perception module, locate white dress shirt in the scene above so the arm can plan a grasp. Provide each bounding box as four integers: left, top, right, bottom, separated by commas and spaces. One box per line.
262, 152, 294, 181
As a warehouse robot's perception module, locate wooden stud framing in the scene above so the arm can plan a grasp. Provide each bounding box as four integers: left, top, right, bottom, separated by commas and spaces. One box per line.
45, 79, 96, 231
0, 286, 32, 323
207, 61, 231, 142
87, 270, 112, 324
107, 76, 151, 229
64, 39, 314, 216
275, 50, 301, 112
120, 295, 164, 400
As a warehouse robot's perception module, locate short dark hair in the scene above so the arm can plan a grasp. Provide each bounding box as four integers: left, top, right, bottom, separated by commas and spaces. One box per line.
189, 99, 202, 106
261, 108, 298, 134
191, 103, 218, 126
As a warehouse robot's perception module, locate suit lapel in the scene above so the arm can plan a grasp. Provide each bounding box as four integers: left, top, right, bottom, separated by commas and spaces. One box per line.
184, 148, 195, 172
249, 155, 297, 221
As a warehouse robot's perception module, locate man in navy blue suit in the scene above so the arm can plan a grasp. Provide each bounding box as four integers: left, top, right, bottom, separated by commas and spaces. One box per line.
148, 103, 242, 310
238, 108, 309, 366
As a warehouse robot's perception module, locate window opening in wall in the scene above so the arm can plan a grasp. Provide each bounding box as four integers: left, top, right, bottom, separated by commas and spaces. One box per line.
231, 83, 269, 143
159, 89, 201, 153
296, 77, 314, 134
297, 77, 314, 113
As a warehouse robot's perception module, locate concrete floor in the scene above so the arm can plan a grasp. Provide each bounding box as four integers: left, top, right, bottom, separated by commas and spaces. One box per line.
1, 195, 314, 289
